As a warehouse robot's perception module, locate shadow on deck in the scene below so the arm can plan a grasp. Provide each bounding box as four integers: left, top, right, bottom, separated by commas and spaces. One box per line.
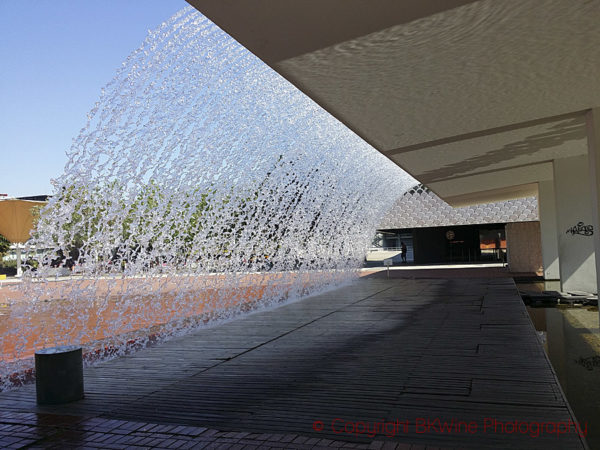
0, 269, 588, 449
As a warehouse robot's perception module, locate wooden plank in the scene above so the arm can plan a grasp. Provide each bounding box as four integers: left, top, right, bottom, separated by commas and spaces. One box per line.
0, 277, 587, 449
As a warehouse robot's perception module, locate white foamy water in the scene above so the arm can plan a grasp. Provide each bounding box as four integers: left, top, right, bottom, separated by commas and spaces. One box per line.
0, 7, 415, 389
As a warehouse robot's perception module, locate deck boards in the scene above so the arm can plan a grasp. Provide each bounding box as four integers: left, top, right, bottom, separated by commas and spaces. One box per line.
0, 276, 587, 449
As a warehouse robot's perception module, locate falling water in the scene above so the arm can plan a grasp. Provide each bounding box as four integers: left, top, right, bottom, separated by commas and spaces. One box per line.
0, 7, 415, 389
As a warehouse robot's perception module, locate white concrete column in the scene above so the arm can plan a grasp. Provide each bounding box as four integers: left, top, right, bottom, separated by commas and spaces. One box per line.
586, 108, 600, 298
553, 155, 597, 294
537, 180, 560, 280
15, 246, 22, 277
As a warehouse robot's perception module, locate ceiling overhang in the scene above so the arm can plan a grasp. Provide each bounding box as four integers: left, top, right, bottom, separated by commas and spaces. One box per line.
0, 199, 46, 243
187, 0, 600, 206
442, 184, 540, 208
185, 0, 479, 65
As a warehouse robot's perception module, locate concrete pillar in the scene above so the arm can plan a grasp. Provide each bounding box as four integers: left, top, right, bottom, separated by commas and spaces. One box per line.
537, 180, 560, 281
553, 155, 597, 294
587, 108, 600, 300
35, 345, 84, 404
15, 246, 22, 277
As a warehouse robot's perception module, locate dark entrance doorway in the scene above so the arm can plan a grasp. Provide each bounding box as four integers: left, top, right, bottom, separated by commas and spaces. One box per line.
376, 224, 506, 265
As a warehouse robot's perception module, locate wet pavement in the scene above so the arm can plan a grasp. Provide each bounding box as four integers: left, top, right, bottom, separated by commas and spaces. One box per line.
0, 270, 589, 449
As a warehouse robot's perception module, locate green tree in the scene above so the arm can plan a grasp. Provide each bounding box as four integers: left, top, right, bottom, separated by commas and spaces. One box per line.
0, 233, 10, 259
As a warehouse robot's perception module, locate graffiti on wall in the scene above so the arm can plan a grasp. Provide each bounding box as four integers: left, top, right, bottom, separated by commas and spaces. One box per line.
565, 222, 594, 236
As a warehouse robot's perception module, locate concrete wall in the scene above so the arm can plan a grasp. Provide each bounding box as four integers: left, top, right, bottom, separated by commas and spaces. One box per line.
506, 221, 543, 274
554, 155, 597, 294
537, 180, 560, 280
587, 108, 600, 299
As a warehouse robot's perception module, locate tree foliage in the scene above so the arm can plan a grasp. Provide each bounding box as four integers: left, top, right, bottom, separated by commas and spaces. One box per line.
0, 233, 10, 259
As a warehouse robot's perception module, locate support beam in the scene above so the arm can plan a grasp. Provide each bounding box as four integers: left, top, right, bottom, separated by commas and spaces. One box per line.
586, 108, 600, 299
553, 155, 597, 293
537, 180, 560, 281
15, 246, 22, 278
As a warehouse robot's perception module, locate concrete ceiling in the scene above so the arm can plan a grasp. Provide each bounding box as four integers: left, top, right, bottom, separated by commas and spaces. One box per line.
186, 0, 479, 64
187, 0, 600, 205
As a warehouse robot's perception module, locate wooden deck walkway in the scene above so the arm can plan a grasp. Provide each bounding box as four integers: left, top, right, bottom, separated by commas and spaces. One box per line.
0, 275, 588, 449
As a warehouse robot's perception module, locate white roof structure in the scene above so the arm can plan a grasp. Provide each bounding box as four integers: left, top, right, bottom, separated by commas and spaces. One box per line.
379, 185, 538, 229
188, 0, 600, 207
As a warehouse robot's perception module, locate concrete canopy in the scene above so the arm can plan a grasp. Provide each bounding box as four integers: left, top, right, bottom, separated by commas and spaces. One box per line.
187, 0, 600, 205
0, 199, 46, 244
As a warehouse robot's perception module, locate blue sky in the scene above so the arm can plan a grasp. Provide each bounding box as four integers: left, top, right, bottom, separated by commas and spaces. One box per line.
0, 0, 187, 197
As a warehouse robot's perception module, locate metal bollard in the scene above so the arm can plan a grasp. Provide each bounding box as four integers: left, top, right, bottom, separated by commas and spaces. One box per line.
35, 345, 84, 405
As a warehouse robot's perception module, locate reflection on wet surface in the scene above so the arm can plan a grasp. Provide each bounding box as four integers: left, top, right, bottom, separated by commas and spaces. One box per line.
527, 305, 600, 449
0, 272, 334, 390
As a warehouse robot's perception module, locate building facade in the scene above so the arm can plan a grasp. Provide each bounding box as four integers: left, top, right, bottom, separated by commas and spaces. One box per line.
369, 185, 541, 272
